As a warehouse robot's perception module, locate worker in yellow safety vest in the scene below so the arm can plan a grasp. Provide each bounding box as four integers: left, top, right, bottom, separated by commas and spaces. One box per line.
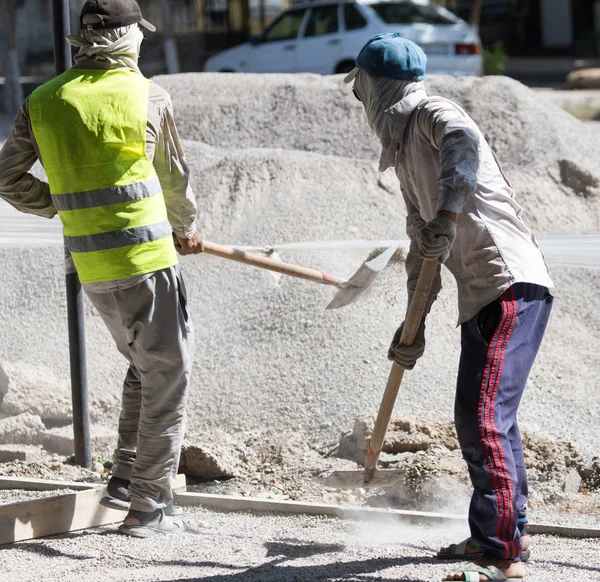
0, 0, 203, 537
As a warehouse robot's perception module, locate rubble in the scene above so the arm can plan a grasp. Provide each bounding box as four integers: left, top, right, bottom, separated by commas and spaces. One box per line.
331, 415, 600, 510
521, 431, 585, 482
580, 458, 600, 491
337, 416, 459, 462
179, 430, 246, 480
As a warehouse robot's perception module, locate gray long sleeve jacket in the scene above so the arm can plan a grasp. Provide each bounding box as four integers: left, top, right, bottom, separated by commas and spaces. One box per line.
0, 60, 198, 289
387, 88, 553, 325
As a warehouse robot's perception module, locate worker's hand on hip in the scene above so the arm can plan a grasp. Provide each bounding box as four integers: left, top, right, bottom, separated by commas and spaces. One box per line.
174, 232, 205, 255
416, 212, 457, 263
387, 321, 426, 370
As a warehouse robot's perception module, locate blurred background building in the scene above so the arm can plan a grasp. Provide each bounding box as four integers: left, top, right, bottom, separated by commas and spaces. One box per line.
443, 1, 599, 58
1, 0, 600, 110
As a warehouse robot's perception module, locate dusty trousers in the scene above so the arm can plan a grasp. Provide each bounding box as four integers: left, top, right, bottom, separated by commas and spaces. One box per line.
85, 266, 194, 512
455, 283, 553, 560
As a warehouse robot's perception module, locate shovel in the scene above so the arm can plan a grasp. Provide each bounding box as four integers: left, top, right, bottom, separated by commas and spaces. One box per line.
193, 239, 398, 310
318, 258, 439, 488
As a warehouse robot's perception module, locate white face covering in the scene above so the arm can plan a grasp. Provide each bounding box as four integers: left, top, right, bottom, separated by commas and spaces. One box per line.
67, 24, 144, 72
354, 70, 424, 171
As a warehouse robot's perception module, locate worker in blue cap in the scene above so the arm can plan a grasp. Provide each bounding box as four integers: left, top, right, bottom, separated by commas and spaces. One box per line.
346, 33, 554, 582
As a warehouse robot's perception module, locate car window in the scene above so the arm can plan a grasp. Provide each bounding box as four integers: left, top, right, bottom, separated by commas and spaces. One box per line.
344, 4, 367, 30
304, 5, 339, 37
263, 9, 306, 42
370, 2, 457, 25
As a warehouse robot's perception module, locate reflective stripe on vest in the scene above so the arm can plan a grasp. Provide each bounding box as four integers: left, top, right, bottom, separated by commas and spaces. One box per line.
51, 178, 162, 212
29, 68, 177, 284
65, 221, 172, 254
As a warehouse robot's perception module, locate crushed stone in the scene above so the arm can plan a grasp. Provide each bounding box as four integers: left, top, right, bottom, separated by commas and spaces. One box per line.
0, 487, 78, 505
0, 451, 104, 482
1, 506, 599, 582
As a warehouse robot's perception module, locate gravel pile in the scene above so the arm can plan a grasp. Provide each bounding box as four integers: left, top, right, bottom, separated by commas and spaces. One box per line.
0, 74, 599, 510
154, 73, 600, 169
156, 73, 600, 234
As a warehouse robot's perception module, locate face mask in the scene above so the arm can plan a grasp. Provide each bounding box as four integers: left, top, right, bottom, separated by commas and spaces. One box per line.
354, 71, 420, 170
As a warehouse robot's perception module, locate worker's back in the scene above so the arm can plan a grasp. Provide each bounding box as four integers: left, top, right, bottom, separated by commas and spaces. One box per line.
29, 68, 177, 284
393, 93, 553, 324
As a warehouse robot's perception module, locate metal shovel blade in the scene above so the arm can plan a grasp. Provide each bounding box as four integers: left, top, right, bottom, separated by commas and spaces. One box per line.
317, 468, 405, 489
326, 245, 399, 310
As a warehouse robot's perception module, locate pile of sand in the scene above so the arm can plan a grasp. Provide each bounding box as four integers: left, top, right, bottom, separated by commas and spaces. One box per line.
157, 73, 600, 234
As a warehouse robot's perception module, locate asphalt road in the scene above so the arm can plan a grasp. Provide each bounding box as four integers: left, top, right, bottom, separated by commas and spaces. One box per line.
0, 201, 63, 247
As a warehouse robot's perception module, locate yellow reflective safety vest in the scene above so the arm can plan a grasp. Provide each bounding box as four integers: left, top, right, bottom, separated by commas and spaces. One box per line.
29, 68, 177, 284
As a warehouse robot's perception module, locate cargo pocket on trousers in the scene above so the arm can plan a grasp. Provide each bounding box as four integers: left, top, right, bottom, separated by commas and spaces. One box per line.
175, 273, 192, 334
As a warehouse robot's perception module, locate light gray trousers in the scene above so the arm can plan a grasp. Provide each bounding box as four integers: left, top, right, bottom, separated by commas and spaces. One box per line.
85, 265, 194, 512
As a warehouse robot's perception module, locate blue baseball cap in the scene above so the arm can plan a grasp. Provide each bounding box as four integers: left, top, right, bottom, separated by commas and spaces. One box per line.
343, 33, 427, 83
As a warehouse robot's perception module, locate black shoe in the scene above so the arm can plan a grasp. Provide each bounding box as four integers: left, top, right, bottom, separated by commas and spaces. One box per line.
100, 476, 183, 516
100, 476, 132, 510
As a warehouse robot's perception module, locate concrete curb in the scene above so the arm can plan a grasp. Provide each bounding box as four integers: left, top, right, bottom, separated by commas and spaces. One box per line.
174, 490, 465, 525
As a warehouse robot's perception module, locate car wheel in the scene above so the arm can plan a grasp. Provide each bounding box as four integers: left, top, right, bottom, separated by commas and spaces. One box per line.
335, 60, 356, 75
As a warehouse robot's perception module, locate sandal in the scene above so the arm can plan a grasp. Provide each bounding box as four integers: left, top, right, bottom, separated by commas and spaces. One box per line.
437, 538, 530, 563
118, 508, 184, 538
444, 564, 522, 581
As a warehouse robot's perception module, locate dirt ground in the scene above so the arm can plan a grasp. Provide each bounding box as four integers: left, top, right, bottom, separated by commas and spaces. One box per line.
1, 505, 599, 582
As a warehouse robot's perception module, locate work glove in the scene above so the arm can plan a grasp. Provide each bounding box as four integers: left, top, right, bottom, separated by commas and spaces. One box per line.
416, 212, 457, 263
387, 321, 426, 370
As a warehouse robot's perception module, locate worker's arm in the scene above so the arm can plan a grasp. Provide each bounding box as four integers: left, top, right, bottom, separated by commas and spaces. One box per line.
153, 96, 199, 241
0, 102, 56, 218
417, 100, 479, 215
411, 101, 479, 263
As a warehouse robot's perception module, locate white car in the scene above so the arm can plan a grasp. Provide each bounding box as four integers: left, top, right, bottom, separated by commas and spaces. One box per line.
204, 0, 482, 76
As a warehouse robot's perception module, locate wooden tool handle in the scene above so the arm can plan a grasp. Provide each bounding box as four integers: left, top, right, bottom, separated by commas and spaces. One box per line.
364, 258, 439, 483
202, 240, 343, 287
399, 258, 439, 345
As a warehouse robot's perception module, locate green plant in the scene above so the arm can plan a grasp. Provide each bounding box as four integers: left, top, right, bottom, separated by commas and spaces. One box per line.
483, 41, 507, 76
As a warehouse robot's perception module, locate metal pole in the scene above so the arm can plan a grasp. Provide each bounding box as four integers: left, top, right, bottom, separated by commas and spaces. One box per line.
52, 0, 92, 468
159, 0, 181, 74
260, 0, 266, 30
